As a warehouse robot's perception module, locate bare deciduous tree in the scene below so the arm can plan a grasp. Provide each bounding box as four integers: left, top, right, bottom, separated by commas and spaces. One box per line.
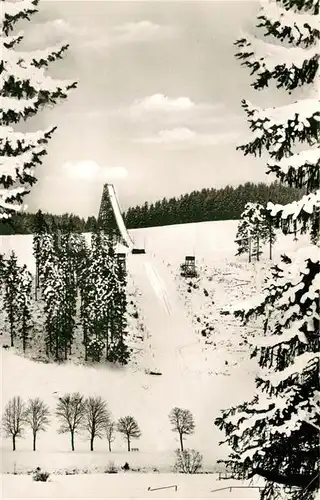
55, 392, 86, 451
117, 415, 141, 452
169, 407, 195, 451
84, 396, 110, 451
105, 421, 116, 452
2, 396, 26, 451
25, 398, 50, 451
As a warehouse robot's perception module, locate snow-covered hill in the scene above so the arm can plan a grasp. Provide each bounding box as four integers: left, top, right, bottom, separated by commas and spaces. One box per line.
0, 220, 306, 481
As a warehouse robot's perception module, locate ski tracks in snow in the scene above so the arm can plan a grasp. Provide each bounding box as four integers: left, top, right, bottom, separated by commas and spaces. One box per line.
144, 261, 172, 316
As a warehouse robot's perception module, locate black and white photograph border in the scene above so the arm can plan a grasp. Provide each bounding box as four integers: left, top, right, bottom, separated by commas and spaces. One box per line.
0, 0, 319, 499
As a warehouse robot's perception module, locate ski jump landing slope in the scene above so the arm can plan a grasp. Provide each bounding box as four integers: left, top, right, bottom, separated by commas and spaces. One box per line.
104, 184, 134, 249
128, 253, 210, 377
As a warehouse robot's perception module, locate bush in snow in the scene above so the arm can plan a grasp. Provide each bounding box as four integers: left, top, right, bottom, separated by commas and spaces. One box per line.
105, 461, 118, 474
32, 468, 50, 482
0, 0, 76, 220
174, 449, 203, 474
215, 2, 320, 500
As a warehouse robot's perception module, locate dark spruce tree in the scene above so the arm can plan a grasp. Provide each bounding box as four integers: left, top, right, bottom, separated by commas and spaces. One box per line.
16, 264, 33, 353
215, 2, 319, 500
2, 252, 20, 347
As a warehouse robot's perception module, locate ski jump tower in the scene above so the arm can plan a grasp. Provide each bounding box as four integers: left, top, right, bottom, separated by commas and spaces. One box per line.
98, 184, 145, 253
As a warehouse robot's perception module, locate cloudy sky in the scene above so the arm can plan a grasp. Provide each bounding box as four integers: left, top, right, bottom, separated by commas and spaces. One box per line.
21, 0, 289, 217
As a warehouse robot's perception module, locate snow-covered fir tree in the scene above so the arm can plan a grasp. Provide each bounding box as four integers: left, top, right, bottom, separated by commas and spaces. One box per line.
106, 238, 130, 365
58, 232, 78, 359
235, 202, 277, 261
37, 233, 64, 358
15, 263, 33, 352
32, 209, 49, 299
215, 1, 319, 500
1, 252, 33, 350
0, 0, 76, 220
2, 251, 20, 347
79, 229, 129, 364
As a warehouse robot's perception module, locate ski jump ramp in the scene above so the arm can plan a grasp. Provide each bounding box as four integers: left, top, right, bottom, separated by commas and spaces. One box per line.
101, 184, 134, 250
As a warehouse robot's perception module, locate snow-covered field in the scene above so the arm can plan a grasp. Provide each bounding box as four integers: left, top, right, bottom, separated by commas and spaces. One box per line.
0, 220, 306, 498
2, 472, 264, 499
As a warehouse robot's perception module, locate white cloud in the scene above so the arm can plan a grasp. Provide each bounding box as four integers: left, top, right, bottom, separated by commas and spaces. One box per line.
131, 94, 195, 113
120, 94, 224, 129
81, 21, 177, 49
111, 21, 177, 43
64, 160, 127, 182
24, 18, 83, 46
135, 127, 240, 149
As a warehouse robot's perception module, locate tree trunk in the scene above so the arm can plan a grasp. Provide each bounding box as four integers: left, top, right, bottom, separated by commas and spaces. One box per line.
269, 227, 272, 261
248, 236, 252, 263
35, 263, 39, 300
105, 312, 109, 361
108, 440, 111, 452
10, 318, 14, 347
179, 433, 184, 452
71, 431, 75, 451
127, 435, 130, 452
55, 327, 59, 360
33, 432, 37, 451
22, 312, 26, 353
12, 434, 16, 451
90, 435, 94, 451
83, 324, 88, 361
256, 235, 260, 261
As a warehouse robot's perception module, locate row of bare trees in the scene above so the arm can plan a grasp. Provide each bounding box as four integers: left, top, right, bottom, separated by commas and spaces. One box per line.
2, 394, 141, 452
3, 397, 196, 453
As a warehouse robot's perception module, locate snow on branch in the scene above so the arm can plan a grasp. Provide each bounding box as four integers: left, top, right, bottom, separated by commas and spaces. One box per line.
2, 43, 70, 69
0, 147, 46, 180
259, 351, 319, 387
2, 31, 24, 48
258, 0, 320, 46
239, 98, 320, 160
267, 147, 320, 191
268, 148, 320, 173
235, 31, 319, 90
268, 189, 320, 219
1, 0, 39, 35
0, 126, 56, 153
0, 186, 28, 219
